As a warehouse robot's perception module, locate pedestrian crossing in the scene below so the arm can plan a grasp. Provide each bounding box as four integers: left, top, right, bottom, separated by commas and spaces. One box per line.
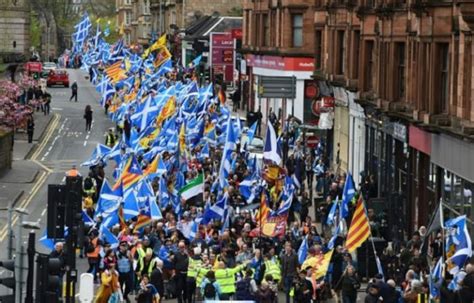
40, 159, 81, 173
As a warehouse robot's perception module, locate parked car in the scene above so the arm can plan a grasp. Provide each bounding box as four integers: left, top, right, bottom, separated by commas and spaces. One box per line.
47, 69, 69, 87
41, 62, 57, 78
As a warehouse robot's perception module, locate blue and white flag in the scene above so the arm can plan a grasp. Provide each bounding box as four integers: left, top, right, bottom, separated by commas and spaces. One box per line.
298, 235, 308, 264
218, 116, 238, 188
202, 193, 228, 223
149, 198, 163, 220
326, 197, 339, 226
100, 225, 119, 249
123, 190, 140, 220
445, 215, 472, 274
82, 210, 95, 227
96, 180, 122, 217
247, 121, 258, 145
263, 121, 281, 165
81, 143, 111, 167
340, 172, 356, 219
429, 257, 443, 298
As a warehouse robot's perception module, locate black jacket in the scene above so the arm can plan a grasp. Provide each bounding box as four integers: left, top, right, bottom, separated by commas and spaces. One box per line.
173, 251, 189, 272
341, 275, 360, 297
280, 251, 298, 277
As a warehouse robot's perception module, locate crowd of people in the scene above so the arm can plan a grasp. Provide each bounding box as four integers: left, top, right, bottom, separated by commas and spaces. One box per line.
51, 15, 474, 303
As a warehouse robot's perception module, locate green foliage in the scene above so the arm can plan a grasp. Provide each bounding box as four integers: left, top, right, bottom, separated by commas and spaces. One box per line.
30, 13, 41, 49
227, 6, 243, 16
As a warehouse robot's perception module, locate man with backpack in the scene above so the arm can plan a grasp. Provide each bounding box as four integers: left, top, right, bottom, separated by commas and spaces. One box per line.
235, 269, 257, 300
200, 271, 222, 302
117, 241, 133, 302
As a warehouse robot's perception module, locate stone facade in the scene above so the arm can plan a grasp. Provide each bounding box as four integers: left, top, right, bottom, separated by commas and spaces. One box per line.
0, 0, 30, 58
150, 0, 241, 35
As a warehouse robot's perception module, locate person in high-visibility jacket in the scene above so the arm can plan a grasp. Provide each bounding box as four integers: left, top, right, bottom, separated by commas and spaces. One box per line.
105, 128, 116, 147
214, 261, 248, 300
186, 246, 203, 302
136, 248, 158, 279
263, 253, 282, 283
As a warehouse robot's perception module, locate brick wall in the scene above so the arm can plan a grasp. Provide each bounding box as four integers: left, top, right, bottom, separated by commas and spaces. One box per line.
0, 131, 13, 171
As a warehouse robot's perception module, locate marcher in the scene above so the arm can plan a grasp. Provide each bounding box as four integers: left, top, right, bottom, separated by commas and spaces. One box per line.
43, 91, 51, 115
95, 262, 120, 303
84, 105, 93, 131
201, 271, 222, 302
117, 241, 133, 302
105, 128, 116, 147
86, 231, 101, 282
70, 81, 78, 102
340, 266, 360, 303
26, 114, 34, 143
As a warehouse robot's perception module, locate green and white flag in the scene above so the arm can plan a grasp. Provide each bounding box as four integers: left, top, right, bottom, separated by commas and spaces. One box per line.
179, 174, 204, 200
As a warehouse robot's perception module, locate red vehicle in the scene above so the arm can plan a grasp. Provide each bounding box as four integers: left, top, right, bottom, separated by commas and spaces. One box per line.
47, 69, 70, 87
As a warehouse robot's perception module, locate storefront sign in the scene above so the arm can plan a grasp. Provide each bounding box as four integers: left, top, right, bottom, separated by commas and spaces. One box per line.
231, 28, 243, 39
210, 32, 234, 82
409, 126, 431, 155
246, 54, 314, 72
393, 122, 407, 142
431, 133, 474, 182
333, 87, 349, 106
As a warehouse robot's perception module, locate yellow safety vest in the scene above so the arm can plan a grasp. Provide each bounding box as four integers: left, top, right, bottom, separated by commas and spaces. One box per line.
187, 258, 202, 279
264, 259, 281, 282
214, 264, 245, 294
138, 257, 157, 276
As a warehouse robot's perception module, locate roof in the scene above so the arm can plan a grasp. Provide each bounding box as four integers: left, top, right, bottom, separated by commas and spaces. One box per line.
183, 16, 242, 41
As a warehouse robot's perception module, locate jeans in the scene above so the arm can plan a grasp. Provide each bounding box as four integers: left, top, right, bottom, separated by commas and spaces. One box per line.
119, 271, 133, 299
283, 275, 294, 303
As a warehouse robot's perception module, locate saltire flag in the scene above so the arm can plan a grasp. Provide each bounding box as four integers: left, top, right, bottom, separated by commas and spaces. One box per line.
100, 225, 119, 249
239, 175, 256, 201
39, 228, 68, 250
263, 121, 282, 165
218, 116, 238, 188
113, 156, 143, 190
345, 196, 371, 253
82, 210, 95, 227
149, 198, 163, 220
179, 174, 204, 200
200, 142, 210, 159
445, 215, 472, 275
326, 197, 339, 226
202, 193, 228, 224
81, 143, 111, 167
102, 211, 119, 229
96, 180, 122, 217
429, 257, 443, 299
298, 235, 309, 264
131, 94, 159, 131
122, 190, 140, 220
247, 121, 258, 145
340, 172, 356, 219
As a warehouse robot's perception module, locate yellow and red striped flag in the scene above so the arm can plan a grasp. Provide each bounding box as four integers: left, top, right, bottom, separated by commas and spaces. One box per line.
218, 86, 226, 105
113, 156, 143, 190
345, 197, 371, 253
105, 60, 126, 83
255, 192, 271, 226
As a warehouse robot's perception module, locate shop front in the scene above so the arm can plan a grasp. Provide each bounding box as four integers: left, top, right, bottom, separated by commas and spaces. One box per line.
430, 133, 474, 235
244, 54, 314, 124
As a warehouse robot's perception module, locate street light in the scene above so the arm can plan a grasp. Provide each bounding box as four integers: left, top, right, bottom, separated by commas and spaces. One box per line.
0, 207, 30, 259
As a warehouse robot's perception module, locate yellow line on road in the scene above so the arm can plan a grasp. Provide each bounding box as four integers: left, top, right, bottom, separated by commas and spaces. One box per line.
31, 113, 61, 161
0, 171, 49, 241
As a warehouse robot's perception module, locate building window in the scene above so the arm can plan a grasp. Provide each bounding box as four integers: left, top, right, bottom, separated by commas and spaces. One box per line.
263, 14, 270, 47
315, 29, 323, 70
292, 14, 303, 48
336, 30, 345, 75
364, 40, 374, 91
396, 42, 406, 100
124, 0, 131, 5
352, 30, 360, 79
438, 43, 449, 113
125, 11, 132, 25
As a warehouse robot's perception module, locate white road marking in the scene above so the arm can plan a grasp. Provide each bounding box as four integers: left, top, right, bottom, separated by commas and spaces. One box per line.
41, 209, 47, 217
52, 107, 63, 111
85, 134, 90, 140
61, 176, 66, 183
83, 141, 87, 146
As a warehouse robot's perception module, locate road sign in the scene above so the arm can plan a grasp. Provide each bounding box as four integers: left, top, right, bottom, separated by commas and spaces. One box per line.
258, 76, 296, 99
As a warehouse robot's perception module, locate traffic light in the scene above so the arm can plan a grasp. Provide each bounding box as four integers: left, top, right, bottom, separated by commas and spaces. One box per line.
0, 260, 15, 303
47, 184, 66, 239
36, 255, 61, 303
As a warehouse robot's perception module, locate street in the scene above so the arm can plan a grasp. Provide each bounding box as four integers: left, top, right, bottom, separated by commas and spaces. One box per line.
0, 69, 114, 299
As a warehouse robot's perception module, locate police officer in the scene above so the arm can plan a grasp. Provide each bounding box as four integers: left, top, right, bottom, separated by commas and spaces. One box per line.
105, 128, 116, 148
186, 246, 203, 303
65, 165, 82, 178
